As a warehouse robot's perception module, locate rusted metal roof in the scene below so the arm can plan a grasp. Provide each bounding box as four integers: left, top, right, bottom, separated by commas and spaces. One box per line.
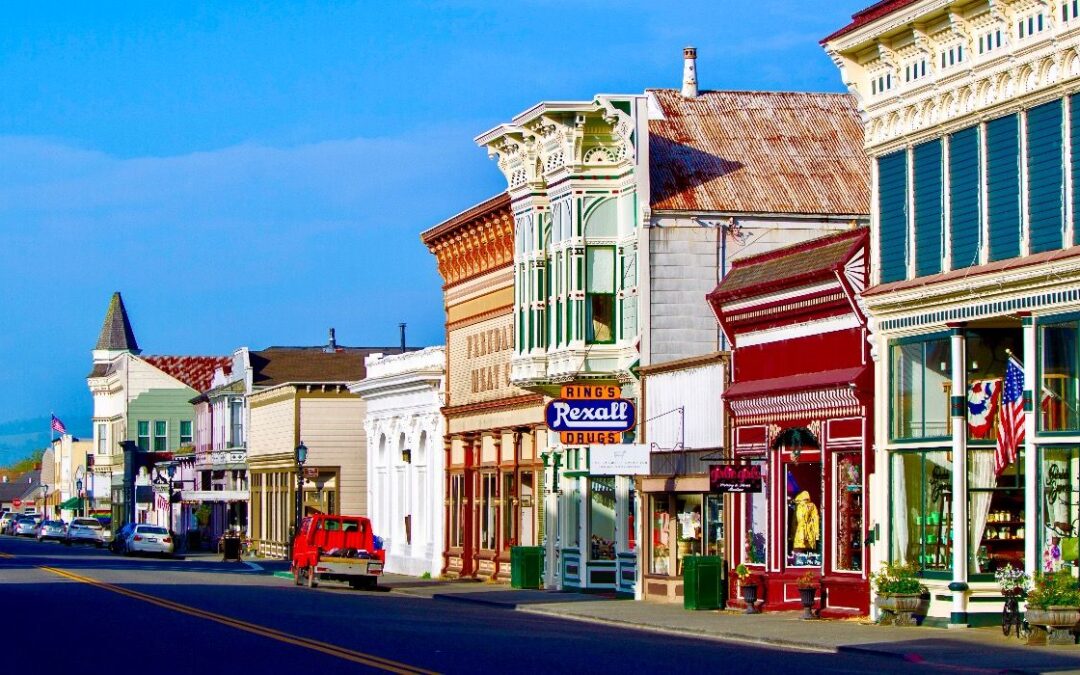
143, 355, 232, 393
821, 0, 921, 44
648, 89, 870, 215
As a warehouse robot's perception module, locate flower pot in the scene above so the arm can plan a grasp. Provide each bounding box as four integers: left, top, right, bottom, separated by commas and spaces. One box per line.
875, 594, 921, 626
1025, 607, 1080, 646
798, 586, 816, 619
740, 582, 759, 614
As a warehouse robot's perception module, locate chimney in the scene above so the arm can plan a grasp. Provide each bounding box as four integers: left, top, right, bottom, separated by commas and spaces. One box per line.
399, 323, 407, 353
325, 328, 337, 353
682, 46, 698, 98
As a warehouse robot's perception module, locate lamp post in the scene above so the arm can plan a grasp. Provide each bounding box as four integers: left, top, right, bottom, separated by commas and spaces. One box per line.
40, 484, 48, 520
76, 479, 83, 519
166, 463, 177, 536
292, 441, 308, 556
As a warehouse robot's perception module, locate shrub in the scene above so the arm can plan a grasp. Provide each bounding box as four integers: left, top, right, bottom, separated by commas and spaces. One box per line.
870, 561, 923, 596
1025, 571, 1080, 609
797, 571, 818, 589
735, 563, 751, 582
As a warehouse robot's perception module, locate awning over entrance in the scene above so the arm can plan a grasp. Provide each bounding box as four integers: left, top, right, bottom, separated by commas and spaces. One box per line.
725, 366, 868, 425
59, 497, 83, 510
723, 366, 866, 399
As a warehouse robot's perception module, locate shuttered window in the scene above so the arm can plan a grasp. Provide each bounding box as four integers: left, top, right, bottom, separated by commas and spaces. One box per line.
949, 126, 981, 269
986, 114, 1021, 261
1072, 94, 1080, 247
878, 150, 909, 283
1027, 100, 1064, 254
913, 139, 943, 277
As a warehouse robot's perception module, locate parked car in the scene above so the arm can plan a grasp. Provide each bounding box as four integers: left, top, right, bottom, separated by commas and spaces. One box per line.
124, 524, 174, 557
0, 511, 19, 534
14, 515, 40, 537
64, 518, 105, 548
36, 520, 66, 542
110, 523, 137, 554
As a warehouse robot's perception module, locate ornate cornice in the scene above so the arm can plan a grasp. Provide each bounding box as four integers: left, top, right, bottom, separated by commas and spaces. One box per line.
423, 197, 514, 286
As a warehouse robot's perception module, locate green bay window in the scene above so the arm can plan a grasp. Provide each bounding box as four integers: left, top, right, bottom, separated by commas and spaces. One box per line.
891, 450, 953, 572
585, 246, 615, 344
969, 448, 1024, 575
890, 336, 951, 440
1042, 320, 1080, 431
1041, 447, 1080, 571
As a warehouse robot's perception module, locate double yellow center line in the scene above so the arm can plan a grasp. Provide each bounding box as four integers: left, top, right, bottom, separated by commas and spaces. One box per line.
36, 564, 436, 674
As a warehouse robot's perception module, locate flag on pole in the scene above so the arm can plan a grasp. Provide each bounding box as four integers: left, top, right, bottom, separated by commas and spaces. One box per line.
50, 415, 67, 435
995, 356, 1026, 475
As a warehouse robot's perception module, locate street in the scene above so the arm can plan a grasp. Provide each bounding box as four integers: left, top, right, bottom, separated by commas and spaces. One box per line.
0, 535, 953, 674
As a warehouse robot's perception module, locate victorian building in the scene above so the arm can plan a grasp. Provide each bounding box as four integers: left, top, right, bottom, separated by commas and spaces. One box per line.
824, 0, 1080, 626
352, 346, 446, 577
475, 48, 870, 597
422, 194, 547, 581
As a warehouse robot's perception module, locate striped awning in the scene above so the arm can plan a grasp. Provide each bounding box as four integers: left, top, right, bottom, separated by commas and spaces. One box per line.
729, 386, 863, 425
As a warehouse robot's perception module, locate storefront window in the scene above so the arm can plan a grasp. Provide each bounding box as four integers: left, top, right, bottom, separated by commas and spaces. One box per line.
969, 448, 1024, 574
966, 329, 1022, 441
450, 474, 464, 548
891, 337, 951, 439
675, 494, 703, 575
626, 482, 636, 552
520, 471, 535, 546
705, 495, 723, 557
503, 472, 517, 548
743, 460, 768, 565
589, 477, 616, 560
1041, 447, 1080, 572
479, 473, 497, 550
834, 453, 863, 571
650, 495, 672, 575
564, 478, 580, 548
1043, 323, 1079, 431
890, 451, 953, 571
786, 462, 822, 567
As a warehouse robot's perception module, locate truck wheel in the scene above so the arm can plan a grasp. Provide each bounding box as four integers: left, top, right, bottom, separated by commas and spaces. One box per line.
306, 566, 318, 588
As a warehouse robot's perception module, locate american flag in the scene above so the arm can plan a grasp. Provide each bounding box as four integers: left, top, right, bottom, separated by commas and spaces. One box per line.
50, 414, 67, 435
995, 356, 1026, 476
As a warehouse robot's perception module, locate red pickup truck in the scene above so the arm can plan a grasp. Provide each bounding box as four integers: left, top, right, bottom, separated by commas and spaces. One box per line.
291, 514, 385, 590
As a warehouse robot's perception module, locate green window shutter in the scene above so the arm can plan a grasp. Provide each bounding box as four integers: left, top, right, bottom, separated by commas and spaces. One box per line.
1072, 94, 1080, 247
949, 126, 980, 269
914, 139, 943, 277
878, 150, 909, 283
987, 114, 1021, 261
1027, 99, 1064, 254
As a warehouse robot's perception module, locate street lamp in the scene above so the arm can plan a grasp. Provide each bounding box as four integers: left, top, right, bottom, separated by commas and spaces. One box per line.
166, 463, 177, 537
76, 479, 83, 519
292, 441, 308, 554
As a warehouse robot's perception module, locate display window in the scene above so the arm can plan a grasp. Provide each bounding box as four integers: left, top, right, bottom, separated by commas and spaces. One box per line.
1040, 447, 1080, 572
589, 477, 616, 560
449, 473, 465, 548
965, 329, 1022, 441
1042, 322, 1080, 431
479, 472, 497, 551
564, 478, 581, 548
742, 459, 768, 565
969, 448, 1024, 575
502, 472, 517, 549
890, 450, 953, 571
785, 461, 822, 567
649, 492, 722, 576
650, 495, 672, 575
890, 336, 951, 440
705, 494, 723, 557
834, 453, 863, 571
675, 494, 703, 575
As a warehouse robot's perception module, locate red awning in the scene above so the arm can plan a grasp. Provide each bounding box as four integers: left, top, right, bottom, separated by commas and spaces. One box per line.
724, 366, 867, 399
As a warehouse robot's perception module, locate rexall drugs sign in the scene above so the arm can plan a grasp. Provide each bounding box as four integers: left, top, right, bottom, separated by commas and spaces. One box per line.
545, 385, 635, 445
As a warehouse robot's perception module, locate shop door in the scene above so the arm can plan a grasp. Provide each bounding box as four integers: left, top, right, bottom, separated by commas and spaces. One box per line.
783, 459, 823, 570
705, 494, 724, 561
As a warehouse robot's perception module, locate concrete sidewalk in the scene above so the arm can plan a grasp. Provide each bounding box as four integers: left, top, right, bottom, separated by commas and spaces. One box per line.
379, 577, 1080, 673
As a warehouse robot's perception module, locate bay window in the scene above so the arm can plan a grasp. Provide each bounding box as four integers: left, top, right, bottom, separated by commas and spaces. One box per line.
585, 246, 615, 344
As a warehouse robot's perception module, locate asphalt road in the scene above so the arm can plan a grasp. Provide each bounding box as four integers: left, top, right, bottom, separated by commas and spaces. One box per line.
0, 535, 953, 674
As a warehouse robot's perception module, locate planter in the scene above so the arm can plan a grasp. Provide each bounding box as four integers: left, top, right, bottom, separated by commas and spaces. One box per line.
875, 594, 921, 627
798, 587, 817, 619
1025, 607, 1080, 646
740, 582, 759, 614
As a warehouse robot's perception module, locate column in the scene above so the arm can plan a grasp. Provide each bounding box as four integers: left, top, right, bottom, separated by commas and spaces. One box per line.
1023, 316, 1037, 576
948, 325, 969, 627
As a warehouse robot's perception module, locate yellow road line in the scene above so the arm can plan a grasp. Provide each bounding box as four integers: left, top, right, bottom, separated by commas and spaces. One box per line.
0, 552, 14, 559
39, 566, 437, 674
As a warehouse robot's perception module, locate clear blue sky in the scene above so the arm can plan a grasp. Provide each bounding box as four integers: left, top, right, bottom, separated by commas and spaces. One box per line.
0, 0, 867, 460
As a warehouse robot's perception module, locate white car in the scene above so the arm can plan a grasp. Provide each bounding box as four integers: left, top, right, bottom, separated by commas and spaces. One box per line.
36, 521, 66, 542
124, 525, 174, 556
0, 512, 18, 534
14, 516, 40, 537
64, 518, 106, 547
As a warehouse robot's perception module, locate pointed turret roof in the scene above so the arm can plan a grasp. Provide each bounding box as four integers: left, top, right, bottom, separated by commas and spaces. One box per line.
95, 292, 140, 353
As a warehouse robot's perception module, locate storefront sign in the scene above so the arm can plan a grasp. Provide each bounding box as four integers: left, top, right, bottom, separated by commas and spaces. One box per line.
304, 467, 319, 479
709, 464, 763, 493
589, 444, 650, 475
546, 385, 635, 445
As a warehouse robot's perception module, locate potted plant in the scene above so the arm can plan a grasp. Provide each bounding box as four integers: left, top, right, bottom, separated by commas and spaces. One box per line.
735, 564, 759, 614
796, 571, 819, 619
871, 562, 923, 626
1023, 570, 1080, 645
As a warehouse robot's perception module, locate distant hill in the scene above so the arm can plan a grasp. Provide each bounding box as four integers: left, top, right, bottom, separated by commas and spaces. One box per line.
0, 417, 63, 466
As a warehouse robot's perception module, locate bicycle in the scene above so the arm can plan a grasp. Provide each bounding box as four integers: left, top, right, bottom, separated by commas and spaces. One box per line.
1002, 589, 1030, 639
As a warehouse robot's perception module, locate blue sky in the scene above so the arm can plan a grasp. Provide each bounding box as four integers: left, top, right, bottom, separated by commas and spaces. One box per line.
0, 0, 867, 461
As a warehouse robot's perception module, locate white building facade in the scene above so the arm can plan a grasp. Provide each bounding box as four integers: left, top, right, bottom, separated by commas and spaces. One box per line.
353, 347, 446, 577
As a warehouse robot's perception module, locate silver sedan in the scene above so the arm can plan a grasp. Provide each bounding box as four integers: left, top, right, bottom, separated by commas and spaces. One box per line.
36, 521, 66, 542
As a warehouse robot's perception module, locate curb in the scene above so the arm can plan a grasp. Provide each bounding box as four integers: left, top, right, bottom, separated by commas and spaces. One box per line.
272, 571, 294, 580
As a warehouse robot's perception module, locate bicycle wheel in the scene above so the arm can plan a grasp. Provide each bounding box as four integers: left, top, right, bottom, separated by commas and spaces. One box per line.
1002, 598, 1017, 636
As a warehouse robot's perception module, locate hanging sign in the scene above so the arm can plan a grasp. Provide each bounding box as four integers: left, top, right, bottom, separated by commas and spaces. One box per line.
304, 467, 319, 479
589, 444, 651, 475
709, 463, 763, 493
546, 385, 635, 445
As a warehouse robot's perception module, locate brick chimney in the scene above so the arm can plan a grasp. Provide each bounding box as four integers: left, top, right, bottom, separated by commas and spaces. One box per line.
682, 46, 699, 98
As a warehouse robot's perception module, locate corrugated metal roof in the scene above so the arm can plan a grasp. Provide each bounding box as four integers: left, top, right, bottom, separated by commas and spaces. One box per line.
648, 89, 870, 215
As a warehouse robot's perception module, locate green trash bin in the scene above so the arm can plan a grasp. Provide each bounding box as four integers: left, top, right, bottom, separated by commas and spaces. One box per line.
510, 546, 544, 589
683, 555, 724, 610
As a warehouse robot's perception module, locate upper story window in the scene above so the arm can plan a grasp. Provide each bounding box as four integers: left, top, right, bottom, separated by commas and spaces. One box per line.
230, 399, 244, 447
97, 423, 107, 455
870, 72, 894, 96
153, 420, 167, 451
890, 335, 952, 440
1018, 12, 1047, 39
905, 58, 928, 83
939, 45, 965, 70
978, 28, 1005, 54
179, 420, 193, 446
1065, 0, 1080, 22
585, 246, 615, 344
137, 421, 150, 451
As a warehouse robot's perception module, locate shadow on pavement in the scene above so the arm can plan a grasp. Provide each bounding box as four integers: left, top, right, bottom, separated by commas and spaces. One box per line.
838, 637, 1080, 672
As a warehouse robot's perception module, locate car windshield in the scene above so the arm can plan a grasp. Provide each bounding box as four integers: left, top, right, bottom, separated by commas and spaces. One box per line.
136, 526, 168, 535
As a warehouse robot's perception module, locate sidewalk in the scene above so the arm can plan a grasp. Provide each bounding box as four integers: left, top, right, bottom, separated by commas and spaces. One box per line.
380, 577, 1080, 674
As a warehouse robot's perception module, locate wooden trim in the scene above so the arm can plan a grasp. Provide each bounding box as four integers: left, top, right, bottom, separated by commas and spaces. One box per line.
639, 350, 730, 376
447, 304, 514, 332
443, 394, 544, 418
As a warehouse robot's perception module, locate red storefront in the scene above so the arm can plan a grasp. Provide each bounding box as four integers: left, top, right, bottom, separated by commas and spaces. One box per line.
708, 228, 873, 616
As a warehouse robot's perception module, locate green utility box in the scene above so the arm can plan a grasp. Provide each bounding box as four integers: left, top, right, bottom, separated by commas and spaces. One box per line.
683, 555, 724, 610
510, 546, 544, 589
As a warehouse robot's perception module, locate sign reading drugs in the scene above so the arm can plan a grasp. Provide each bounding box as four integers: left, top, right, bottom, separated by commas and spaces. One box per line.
709, 463, 763, 493
546, 385, 635, 445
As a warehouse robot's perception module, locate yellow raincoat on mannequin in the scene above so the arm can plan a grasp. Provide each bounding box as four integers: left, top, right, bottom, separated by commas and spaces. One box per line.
793, 491, 820, 550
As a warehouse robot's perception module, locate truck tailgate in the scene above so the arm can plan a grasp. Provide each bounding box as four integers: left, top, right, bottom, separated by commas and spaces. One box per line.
315, 557, 383, 576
